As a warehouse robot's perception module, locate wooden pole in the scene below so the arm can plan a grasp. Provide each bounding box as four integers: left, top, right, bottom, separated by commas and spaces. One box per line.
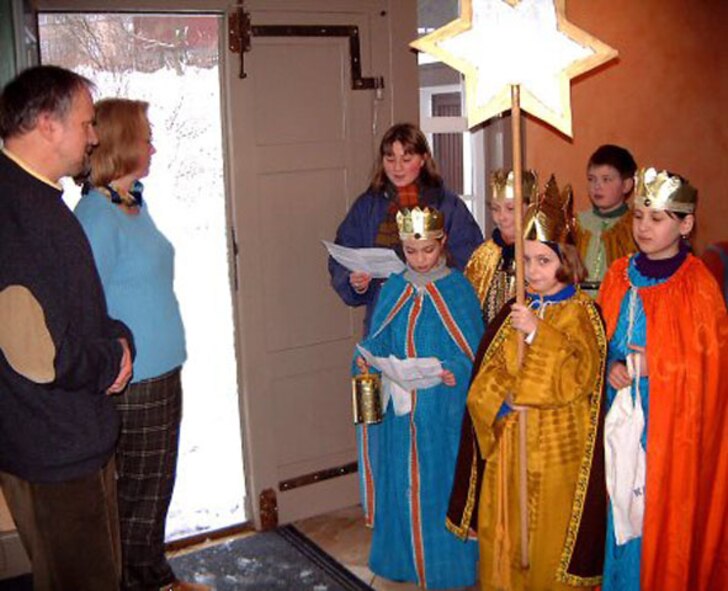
510, 84, 529, 570
512, 85, 525, 311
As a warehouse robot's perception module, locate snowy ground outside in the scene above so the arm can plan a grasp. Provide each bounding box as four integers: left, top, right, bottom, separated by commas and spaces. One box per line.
60, 64, 247, 540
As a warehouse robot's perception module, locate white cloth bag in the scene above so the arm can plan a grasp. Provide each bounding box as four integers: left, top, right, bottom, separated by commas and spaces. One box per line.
604, 292, 647, 545
605, 354, 646, 545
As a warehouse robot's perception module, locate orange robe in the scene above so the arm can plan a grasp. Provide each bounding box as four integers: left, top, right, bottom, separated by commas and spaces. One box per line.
598, 255, 728, 590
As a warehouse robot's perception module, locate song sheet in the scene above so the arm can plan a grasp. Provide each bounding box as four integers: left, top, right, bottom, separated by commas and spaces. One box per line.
323, 241, 405, 278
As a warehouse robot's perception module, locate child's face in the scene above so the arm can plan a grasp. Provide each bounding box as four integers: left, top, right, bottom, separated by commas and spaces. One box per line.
632, 205, 694, 260
489, 199, 517, 243
587, 164, 633, 213
524, 240, 566, 296
383, 141, 425, 188
403, 237, 445, 274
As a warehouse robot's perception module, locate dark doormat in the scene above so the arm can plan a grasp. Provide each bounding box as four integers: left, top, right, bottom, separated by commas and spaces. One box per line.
169, 524, 374, 590
0, 574, 31, 591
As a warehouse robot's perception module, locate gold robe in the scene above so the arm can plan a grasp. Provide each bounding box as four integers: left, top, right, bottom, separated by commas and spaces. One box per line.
465, 240, 515, 325
467, 291, 606, 590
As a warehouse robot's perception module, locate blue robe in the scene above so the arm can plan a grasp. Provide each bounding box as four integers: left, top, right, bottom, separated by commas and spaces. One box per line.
330, 183, 483, 335
602, 257, 663, 591
355, 268, 483, 589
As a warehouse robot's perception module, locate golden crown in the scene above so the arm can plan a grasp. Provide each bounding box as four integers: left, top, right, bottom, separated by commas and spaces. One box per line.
524, 175, 576, 245
396, 207, 445, 241
490, 169, 538, 204
634, 167, 697, 214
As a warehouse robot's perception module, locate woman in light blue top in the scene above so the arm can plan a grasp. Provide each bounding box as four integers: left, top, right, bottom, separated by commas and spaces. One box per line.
75, 99, 201, 591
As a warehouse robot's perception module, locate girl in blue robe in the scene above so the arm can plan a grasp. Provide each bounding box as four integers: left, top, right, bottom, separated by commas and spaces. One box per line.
354, 206, 483, 589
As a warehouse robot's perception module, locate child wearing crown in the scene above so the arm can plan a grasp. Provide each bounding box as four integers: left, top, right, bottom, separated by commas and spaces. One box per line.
448, 178, 608, 590
598, 168, 728, 591
353, 206, 483, 589
465, 169, 537, 325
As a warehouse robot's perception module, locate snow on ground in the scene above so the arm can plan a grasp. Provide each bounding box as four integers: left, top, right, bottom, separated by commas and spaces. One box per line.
63, 65, 246, 540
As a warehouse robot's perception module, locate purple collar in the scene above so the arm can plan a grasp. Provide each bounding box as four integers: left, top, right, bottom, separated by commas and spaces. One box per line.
634, 241, 690, 280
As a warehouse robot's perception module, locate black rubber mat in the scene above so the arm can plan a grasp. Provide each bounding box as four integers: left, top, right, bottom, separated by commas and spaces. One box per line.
169, 524, 373, 590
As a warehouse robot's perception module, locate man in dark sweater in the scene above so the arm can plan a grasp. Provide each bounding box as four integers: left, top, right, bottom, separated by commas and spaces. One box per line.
0, 66, 134, 590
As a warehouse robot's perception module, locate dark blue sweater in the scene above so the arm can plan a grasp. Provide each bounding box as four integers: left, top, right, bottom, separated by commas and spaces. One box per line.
0, 151, 133, 483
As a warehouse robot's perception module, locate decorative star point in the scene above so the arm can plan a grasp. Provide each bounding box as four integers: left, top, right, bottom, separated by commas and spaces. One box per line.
410, 0, 618, 137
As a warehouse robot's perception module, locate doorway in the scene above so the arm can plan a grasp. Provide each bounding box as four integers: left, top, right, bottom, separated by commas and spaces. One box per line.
38, 12, 246, 540
33, 0, 418, 534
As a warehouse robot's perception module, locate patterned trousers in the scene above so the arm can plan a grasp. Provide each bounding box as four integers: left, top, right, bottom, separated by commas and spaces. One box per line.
115, 367, 183, 591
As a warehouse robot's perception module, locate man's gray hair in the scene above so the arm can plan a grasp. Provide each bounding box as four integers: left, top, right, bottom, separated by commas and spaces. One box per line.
0, 65, 94, 140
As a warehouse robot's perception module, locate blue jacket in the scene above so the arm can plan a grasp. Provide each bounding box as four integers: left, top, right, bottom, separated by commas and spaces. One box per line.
329, 183, 483, 334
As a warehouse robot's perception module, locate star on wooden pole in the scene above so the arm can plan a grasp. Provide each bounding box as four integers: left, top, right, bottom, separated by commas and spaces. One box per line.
411, 0, 618, 574
410, 0, 617, 137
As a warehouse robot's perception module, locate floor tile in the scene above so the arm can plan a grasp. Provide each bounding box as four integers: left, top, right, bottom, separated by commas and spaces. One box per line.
295, 505, 478, 591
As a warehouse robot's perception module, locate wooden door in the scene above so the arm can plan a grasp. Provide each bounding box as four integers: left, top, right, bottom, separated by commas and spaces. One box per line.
226, 0, 417, 527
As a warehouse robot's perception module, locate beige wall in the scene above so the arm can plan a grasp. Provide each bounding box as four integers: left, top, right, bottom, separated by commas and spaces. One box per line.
525, 0, 728, 253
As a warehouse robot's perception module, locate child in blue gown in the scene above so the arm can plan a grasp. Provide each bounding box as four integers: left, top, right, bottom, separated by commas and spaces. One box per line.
354, 206, 483, 589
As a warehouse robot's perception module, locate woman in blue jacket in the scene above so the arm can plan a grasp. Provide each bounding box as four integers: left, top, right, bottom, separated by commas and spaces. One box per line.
329, 123, 483, 335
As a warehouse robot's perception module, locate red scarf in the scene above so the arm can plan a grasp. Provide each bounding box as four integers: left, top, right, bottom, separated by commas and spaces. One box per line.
375, 183, 420, 249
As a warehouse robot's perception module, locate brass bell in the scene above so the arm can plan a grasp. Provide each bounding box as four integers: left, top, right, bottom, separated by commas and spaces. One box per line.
352, 371, 383, 425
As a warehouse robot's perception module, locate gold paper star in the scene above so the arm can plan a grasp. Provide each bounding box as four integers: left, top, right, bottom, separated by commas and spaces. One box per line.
411, 0, 617, 136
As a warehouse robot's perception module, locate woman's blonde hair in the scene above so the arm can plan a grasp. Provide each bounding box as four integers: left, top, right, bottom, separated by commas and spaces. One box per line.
369, 123, 442, 193
90, 98, 150, 188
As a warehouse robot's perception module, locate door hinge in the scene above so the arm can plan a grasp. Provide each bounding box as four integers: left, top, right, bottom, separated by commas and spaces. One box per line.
228, 4, 384, 90
259, 487, 278, 531
228, 1, 251, 79
278, 461, 358, 492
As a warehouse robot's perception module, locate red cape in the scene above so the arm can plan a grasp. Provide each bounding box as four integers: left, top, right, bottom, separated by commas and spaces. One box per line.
598, 255, 728, 590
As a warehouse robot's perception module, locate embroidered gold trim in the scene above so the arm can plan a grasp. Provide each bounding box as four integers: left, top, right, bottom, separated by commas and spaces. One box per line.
556, 295, 608, 585
465, 241, 502, 309
446, 429, 480, 540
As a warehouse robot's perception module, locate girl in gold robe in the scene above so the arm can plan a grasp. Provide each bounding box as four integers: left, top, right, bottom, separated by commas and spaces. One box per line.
452, 184, 607, 590
465, 170, 537, 325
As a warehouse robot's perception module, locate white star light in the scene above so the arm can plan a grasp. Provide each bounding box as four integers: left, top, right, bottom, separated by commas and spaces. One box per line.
411, 0, 618, 136
441, 1, 590, 117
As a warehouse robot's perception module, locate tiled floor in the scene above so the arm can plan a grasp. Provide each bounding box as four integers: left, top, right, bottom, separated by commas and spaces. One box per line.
295, 505, 478, 591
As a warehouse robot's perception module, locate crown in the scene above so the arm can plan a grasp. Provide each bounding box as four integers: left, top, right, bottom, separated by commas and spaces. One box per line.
396, 207, 445, 240
523, 175, 576, 244
634, 167, 697, 214
490, 169, 538, 204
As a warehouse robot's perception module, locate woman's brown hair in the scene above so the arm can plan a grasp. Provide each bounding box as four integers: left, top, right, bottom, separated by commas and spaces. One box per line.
90, 98, 150, 188
555, 243, 588, 285
368, 123, 442, 193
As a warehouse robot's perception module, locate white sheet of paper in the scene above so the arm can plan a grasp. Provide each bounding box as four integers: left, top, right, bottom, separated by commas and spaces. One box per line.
323, 240, 405, 279
357, 345, 443, 391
